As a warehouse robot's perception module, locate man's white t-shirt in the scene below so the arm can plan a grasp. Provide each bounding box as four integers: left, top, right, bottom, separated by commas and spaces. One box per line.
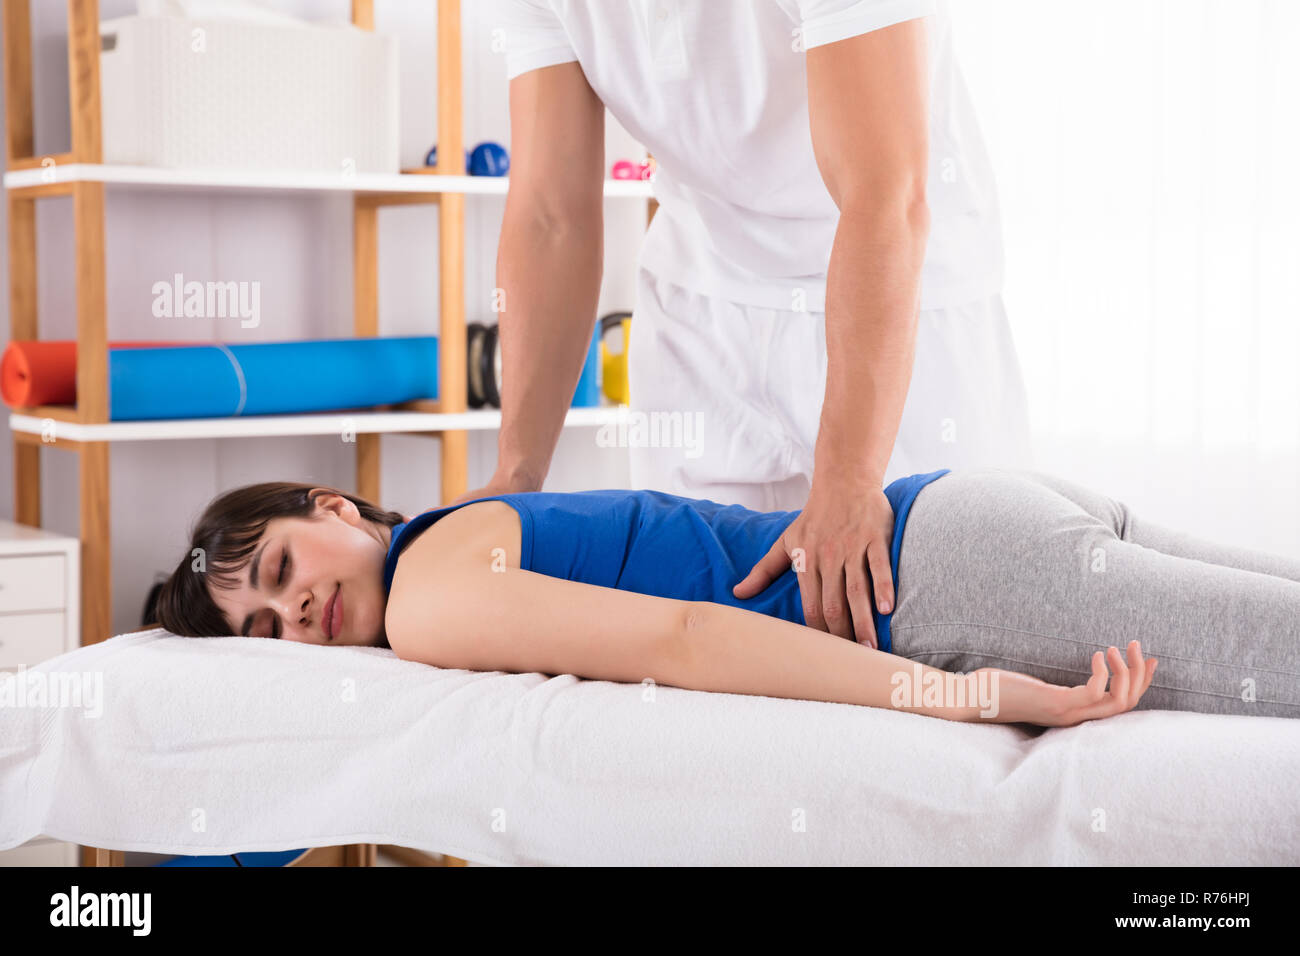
500, 0, 1002, 314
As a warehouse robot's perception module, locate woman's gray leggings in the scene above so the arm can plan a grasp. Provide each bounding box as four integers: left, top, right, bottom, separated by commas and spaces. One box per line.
889, 468, 1300, 718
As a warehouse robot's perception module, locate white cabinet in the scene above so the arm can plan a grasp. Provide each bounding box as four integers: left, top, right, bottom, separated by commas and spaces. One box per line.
0, 521, 80, 867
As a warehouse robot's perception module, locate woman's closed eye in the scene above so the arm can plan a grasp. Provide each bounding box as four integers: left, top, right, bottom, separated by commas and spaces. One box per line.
259, 548, 290, 639
271, 549, 289, 638
274, 548, 292, 635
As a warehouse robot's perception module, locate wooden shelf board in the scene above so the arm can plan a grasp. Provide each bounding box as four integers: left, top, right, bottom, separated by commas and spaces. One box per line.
8, 405, 628, 443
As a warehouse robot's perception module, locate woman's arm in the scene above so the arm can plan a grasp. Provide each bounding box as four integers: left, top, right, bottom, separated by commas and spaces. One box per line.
386, 532, 1156, 725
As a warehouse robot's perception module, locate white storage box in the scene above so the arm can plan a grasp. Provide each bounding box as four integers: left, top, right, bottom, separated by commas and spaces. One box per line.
98, 15, 399, 173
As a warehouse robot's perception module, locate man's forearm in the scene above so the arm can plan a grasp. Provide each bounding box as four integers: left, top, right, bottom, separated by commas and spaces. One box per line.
494, 212, 604, 488
816, 201, 930, 489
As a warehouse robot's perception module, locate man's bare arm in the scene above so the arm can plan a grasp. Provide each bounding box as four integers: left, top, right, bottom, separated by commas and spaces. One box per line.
489, 63, 606, 493
735, 19, 932, 645
807, 17, 931, 488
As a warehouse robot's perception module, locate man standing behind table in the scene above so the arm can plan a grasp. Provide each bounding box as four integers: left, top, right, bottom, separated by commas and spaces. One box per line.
455, 0, 1033, 650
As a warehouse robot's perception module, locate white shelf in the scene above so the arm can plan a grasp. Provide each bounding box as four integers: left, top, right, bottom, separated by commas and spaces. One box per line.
8, 405, 627, 443
2, 163, 655, 198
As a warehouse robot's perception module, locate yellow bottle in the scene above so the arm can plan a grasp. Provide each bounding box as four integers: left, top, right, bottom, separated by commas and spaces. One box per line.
599, 312, 632, 405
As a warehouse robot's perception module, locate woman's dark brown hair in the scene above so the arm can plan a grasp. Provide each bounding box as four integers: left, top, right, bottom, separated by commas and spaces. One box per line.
153, 481, 406, 637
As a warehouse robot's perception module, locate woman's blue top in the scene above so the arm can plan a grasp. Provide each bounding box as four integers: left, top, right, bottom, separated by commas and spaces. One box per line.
383, 470, 950, 654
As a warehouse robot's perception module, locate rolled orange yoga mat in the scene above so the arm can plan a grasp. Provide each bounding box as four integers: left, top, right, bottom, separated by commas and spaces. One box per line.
1, 341, 188, 408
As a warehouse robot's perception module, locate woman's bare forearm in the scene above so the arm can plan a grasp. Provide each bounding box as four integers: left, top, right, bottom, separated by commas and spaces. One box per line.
669, 601, 1008, 723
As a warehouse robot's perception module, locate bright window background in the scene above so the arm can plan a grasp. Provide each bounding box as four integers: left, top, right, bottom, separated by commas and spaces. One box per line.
950, 0, 1300, 559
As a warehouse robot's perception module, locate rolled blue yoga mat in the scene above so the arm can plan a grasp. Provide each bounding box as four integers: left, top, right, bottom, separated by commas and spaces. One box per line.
107, 337, 439, 421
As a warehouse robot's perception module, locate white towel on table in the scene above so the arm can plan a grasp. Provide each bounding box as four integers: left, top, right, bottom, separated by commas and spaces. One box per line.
2, 628, 1297, 865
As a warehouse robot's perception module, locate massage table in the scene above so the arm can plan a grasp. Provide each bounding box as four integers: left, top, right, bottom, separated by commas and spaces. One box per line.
2, 627, 1298, 866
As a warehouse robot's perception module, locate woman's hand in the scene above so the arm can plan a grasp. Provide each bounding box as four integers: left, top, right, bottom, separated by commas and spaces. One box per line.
974, 641, 1158, 727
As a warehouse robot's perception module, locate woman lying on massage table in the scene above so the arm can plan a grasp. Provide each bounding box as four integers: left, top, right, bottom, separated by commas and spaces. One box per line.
154, 468, 1300, 727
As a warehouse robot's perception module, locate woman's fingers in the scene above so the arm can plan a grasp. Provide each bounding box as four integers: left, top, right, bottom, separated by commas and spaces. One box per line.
1051, 652, 1109, 721
1125, 641, 1145, 708
1068, 641, 1157, 724
1119, 640, 1158, 710
1085, 650, 1109, 701
1107, 644, 1131, 711
1138, 655, 1158, 703
1090, 645, 1131, 719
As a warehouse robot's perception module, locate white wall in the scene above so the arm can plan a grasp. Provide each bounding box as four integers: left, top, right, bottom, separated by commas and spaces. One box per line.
0, 1, 646, 635
949, 0, 1300, 559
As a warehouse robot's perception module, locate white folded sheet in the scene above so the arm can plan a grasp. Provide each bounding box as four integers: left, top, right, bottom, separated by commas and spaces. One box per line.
2, 628, 1297, 865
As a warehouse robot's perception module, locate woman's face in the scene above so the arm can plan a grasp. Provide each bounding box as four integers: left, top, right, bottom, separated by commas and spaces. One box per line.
209, 490, 398, 647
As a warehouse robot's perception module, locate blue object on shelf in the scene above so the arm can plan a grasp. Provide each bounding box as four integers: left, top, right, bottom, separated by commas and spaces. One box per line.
426, 143, 510, 176
468, 142, 510, 176
108, 336, 439, 421
424, 144, 470, 170
158, 848, 308, 867
571, 322, 601, 408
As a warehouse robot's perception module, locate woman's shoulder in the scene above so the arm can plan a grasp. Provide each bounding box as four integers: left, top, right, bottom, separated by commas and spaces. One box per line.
390, 499, 524, 587
386, 499, 524, 641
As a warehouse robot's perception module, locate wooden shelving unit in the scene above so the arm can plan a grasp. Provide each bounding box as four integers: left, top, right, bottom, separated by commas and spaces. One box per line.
2, 0, 652, 867
2, 0, 648, 646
